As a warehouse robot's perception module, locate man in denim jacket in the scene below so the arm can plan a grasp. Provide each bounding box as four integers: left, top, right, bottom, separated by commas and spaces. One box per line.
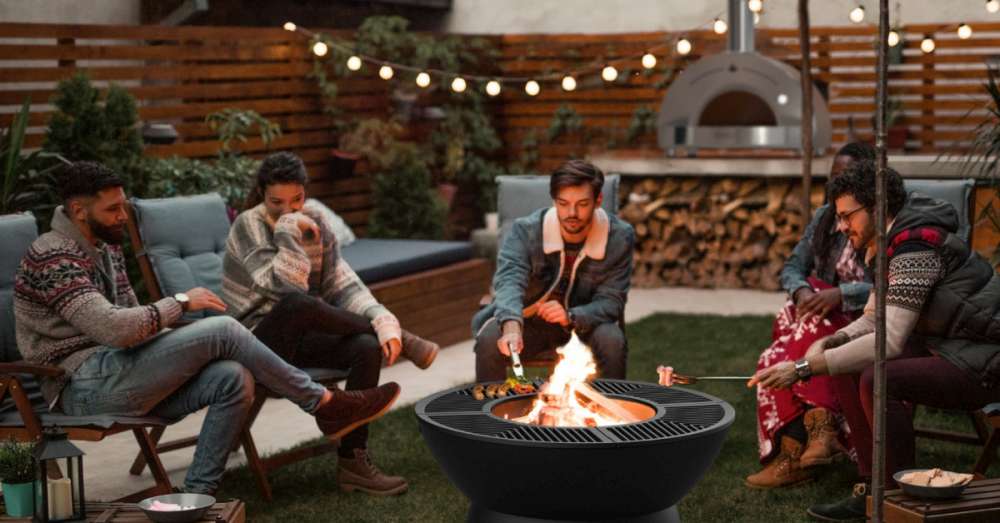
472, 160, 635, 381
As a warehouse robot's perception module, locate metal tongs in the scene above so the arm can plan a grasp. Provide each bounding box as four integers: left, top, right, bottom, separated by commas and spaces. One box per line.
508, 342, 530, 385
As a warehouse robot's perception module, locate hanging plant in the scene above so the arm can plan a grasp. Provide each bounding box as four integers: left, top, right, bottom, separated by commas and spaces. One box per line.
547, 104, 583, 142
626, 106, 657, 144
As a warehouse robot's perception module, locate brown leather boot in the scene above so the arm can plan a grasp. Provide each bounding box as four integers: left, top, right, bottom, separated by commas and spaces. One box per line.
745, 436, 814, 489
800, 407, 847, 468
401, 330, 439, 370
314, 383, 400, 440
337, 448, 409, 496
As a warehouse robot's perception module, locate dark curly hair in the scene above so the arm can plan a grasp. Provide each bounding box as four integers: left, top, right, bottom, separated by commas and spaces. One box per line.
56, 161, 124, 203
828, 159, 907, 218
811, 141, 878, 261
550, 159, 604, 200
246, 152, 308, 208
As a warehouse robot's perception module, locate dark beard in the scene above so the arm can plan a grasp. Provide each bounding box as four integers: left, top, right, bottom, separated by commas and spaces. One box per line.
88, 216, 126, 245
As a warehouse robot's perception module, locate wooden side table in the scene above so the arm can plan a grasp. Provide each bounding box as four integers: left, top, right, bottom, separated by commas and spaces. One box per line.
867, 478, 1000, 522
0, 500, 245, 522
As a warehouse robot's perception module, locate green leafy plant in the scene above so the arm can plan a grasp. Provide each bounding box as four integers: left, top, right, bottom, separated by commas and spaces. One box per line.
205, 108, 282, 153
368, 141, 448, 240
43, 73, 143, 175
626, 106, 657, 144
961, 64, 1000, 265
0, 439, 35, 484
1, 99, 68, 223
132, 155, 257, 211
547, 104, 583, 142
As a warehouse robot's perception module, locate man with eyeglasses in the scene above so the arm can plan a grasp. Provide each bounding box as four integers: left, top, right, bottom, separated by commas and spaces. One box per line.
750, 160, 1000, 522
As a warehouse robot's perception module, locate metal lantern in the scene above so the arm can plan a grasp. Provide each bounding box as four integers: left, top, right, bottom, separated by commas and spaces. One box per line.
33, 429, 85, 522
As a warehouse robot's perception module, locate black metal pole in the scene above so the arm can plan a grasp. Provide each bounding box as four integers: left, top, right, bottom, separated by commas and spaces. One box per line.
799, 0, 813, 217
873, 0, 890, 521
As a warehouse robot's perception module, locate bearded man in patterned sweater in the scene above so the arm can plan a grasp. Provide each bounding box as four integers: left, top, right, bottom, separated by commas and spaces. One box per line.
13, 161, 399, 496
752, 160, 1000, 522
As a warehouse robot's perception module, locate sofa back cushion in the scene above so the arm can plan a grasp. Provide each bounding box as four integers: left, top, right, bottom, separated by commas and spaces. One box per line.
0, 213, 37, 362
496, 174, 620, 242
903, 179, 974, 242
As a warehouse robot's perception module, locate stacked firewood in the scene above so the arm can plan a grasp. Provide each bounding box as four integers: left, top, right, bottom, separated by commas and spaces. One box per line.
620, 177, 825, 291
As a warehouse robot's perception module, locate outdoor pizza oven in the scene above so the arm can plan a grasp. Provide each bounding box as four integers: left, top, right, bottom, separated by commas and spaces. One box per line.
658, 0, 832, 155
415, 379, 735, 522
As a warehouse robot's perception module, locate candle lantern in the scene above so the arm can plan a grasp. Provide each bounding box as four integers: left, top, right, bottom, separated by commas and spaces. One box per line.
33, 429, 85, 522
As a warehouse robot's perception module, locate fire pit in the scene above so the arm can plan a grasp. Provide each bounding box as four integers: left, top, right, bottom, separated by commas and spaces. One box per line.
416, 379, 734, 522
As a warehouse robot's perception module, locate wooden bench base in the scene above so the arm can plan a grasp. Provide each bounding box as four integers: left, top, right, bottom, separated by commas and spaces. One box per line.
868, 478, 1000, 522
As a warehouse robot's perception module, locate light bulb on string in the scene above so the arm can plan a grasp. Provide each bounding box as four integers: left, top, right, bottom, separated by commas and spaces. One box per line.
753, 12, 761, 25
561, 75, 577, 91
451, 77, 467, 93
312, 41, 328, 57
601, 65, 618, 82
849, 5, 865, 24
676, 38, 692, 56
416, 72, 431, 88
346, 56, 362, 71
748, 0, 763, 13
713, 18, 728, 34
920, 37, 936, 53
283, 22, 297, 31
888, 30, 900, 47
379, 65, 394, 80
988, 0, 1000, 14
958, 23, 973, 39
486, 80, 502, 96
641, 52, 657, 69
525, 80, 540, 96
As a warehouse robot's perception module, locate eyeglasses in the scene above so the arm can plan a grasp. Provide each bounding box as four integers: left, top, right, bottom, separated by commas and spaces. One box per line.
835, 205, 867, 227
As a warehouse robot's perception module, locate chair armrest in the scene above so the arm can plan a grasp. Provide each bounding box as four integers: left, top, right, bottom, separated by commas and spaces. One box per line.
0, 361, 65, 378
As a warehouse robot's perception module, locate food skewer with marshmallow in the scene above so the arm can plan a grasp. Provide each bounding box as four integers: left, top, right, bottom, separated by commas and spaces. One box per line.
657, 365, 753, 386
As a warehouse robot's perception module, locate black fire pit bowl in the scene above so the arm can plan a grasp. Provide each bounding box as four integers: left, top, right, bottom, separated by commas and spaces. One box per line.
415, 379, 735, 522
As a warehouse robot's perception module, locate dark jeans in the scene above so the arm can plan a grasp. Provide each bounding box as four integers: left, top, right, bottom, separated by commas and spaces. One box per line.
253, 293, 382, 453
474, 316, 627, 382
833, 337, 1000, 484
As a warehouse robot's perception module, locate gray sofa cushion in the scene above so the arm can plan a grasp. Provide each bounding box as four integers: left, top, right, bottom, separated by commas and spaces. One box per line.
0, 213, 36, 363
903, 179, 974, 242
131, 194, 230, 318
496, 174, 620, 242
340, 239, 473, 284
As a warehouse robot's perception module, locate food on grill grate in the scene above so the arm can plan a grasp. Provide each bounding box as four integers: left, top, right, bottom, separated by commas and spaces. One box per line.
472, 384, 486, 400
505, 377, 536, 394
900, 468, 973, 488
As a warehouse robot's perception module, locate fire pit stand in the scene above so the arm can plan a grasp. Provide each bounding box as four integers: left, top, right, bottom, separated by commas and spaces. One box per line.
416, 379, 735, 522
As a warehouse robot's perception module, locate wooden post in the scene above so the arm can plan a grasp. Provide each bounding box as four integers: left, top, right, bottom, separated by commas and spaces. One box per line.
873, 0, 891, 521
798, 0, 813, 217
921, 36, 935, 151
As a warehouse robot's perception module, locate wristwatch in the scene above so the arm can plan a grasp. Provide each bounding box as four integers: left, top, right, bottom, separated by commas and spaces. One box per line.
173, 292, 190, 312
794, 358, 812, 382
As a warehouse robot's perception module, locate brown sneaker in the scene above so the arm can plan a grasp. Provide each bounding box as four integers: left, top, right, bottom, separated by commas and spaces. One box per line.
745, 436, 814, 489
314, 383, 401, 440
401, 330, 439, 370
337, 448, 408, 496
800, 407, 848, 468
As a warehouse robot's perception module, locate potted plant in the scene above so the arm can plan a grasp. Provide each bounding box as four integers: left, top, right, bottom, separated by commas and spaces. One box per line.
2, 99, 66, 226
0, 439, 36, 517
960, 63, 1000, 266
336, 118, 405, 180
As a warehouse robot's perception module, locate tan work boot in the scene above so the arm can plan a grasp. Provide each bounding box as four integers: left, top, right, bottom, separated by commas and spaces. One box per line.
745, 436, 814, 489
800, 407, 847, 468
401, 330, 439, 370
337, 448, 409, 496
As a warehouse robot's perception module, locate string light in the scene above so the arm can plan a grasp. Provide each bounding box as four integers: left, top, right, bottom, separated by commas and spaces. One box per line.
920, 37, 936, 53
283, 22, 296, 31
676, 38, 692, 55
379, 65, 394, 80
561, 75, 577, 91
416, 72, 431, 87
486, 80, 502, 96
849, 5, 865, 24
958, 23, 973, 39
887, 30, 900, 47
988, 0, 1000, 14
754, 12, 761, 25
312, 41, 328, 57
346, 55, 362, 71
641, 52, 657, 69
451, 77, 467, 92
713, 18, 728, 35
525, 80, 540, 96
748, 0, 763, 13
601, 65, 618, 82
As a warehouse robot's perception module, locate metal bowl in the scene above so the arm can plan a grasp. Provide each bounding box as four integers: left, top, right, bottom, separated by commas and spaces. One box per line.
893, 469, 970, 500
137, 493, 215, 523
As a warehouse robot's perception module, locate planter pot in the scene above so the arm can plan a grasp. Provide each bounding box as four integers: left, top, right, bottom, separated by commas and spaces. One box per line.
329, 149, 360, 179
888, 126, 908, 150
437, 183, 459, 210
484, 212, 499, 232
2, 480, 34, 517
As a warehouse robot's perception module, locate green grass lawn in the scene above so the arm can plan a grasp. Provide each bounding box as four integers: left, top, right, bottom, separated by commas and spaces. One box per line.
215, 313, 987, 522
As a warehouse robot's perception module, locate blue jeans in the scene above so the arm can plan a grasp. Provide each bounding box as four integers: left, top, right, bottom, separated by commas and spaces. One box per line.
60, 316, 327, 494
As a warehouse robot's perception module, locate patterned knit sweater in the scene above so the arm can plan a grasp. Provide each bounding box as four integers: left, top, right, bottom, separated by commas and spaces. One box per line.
14, 208, 182, 406
221, 202, 401, 345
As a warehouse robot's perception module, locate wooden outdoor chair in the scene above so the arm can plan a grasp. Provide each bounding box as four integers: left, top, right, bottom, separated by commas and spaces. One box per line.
0, 213, 175, 502
124, 194, 348, 501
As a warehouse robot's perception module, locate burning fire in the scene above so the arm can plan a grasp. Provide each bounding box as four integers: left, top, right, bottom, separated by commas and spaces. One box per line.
512, 332, 630, 427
